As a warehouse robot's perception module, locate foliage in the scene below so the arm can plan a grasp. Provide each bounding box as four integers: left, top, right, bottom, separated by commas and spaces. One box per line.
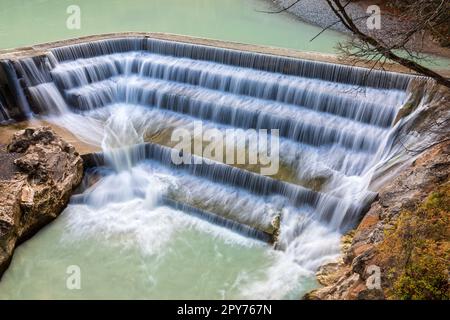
379, 184, 449, 300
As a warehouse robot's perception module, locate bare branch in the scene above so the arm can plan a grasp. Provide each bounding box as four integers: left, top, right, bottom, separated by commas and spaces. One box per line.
256, 0, 302, 14
325, 0, 450, 88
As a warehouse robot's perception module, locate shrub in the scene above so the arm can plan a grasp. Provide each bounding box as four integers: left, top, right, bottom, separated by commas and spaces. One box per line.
380, 184, 449, 299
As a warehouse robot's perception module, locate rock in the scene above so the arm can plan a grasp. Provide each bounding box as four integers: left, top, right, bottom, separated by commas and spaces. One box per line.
7, 127, 55, 153
356, 289, 385, 300
351, 248, 375, 279
0, 127, 83, 279
316, 262, 344, 286
305, 270, 364, 300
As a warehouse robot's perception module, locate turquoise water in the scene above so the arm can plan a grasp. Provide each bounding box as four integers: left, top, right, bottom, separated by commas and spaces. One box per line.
0, 0, 345, 52
0, 163, 321, 299
1, 0, 448, 68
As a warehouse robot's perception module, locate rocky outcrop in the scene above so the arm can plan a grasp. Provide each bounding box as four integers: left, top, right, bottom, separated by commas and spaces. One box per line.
0, 127, 83, 278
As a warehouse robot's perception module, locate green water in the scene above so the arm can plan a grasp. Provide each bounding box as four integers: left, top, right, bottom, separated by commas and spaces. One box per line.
0, 194, 318, 300
2, 0, 448, 68
0, 0, 344, 52
0, 208, 280, 299
0, 163, 321, 299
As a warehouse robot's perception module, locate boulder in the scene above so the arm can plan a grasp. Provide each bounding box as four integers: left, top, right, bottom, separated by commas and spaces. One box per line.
0, 127, 83, 278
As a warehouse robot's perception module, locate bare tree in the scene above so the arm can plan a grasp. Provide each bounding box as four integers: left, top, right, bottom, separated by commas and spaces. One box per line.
267, 0, 450, 88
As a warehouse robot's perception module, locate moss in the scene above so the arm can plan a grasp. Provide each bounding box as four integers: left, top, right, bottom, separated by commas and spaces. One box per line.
393, 242, 448, 300
379, 184, 449, 300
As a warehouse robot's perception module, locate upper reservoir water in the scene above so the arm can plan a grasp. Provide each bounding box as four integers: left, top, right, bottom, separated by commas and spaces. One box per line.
0, 0, 344, 53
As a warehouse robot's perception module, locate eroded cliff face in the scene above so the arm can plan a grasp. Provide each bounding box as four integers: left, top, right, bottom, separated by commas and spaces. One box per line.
305, 80, 450, 300
0, 127, 83, 278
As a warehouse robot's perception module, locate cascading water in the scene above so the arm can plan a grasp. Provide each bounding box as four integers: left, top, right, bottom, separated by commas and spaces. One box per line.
0, 37, 415, 299
0, 93, 9, 123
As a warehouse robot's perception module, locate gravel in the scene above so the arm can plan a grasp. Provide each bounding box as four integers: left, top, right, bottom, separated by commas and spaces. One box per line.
271, 0, 380, 34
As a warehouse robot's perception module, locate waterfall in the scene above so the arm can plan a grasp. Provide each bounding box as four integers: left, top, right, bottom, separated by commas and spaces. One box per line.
0, 91, 10, 123
0, 37, 417, 298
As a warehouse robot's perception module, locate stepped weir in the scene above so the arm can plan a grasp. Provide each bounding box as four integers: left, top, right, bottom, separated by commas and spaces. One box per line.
0, 35, 417, 281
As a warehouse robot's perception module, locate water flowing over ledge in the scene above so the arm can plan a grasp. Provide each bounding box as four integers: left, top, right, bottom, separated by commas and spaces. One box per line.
0, 34, 431, 299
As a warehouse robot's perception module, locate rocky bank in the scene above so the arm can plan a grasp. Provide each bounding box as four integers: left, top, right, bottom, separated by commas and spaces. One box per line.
0, 127, 83, 278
